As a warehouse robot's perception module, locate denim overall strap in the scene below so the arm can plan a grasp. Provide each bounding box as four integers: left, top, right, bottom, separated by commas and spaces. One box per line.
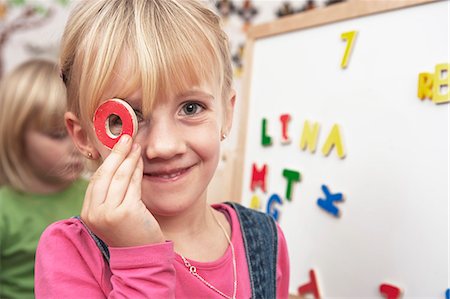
226, 202, 278, 299
73, 216, 110, 263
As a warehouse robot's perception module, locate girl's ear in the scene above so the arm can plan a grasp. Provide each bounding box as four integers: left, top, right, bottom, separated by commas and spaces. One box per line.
65, 112, 100, 160
223, 90, 236, 137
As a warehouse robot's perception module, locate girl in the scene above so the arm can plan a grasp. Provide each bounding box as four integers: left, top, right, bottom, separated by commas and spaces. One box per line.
35, 0, 290, 298
0, 59, 86, 298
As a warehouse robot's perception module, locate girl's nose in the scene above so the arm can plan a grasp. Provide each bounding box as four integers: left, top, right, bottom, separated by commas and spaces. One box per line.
143, 120, 187, 160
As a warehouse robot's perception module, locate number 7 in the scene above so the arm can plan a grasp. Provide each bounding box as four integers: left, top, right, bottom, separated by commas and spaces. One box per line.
341, 31, 357, 69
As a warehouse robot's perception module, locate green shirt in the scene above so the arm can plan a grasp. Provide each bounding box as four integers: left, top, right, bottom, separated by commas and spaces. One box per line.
0, 179, 87, 299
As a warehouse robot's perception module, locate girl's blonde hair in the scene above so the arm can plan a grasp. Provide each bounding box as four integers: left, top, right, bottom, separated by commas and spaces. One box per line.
60, 0, 233, 126
0, 59, 68, 191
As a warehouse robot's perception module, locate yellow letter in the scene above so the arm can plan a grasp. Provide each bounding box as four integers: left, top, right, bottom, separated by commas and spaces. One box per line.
322, 124, 346, 159
432, 63, 449, 104
341, 31, 357, 69
417, 72, 434, 100
300, 120, 320, 153
250, 194, 261, 210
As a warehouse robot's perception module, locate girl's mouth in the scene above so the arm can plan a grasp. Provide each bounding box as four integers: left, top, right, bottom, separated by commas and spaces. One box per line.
143, 165, 195, 182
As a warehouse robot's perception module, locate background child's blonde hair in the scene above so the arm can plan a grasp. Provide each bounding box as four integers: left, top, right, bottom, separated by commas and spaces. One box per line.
0, 59, 68, 191
60, 0, 233, 127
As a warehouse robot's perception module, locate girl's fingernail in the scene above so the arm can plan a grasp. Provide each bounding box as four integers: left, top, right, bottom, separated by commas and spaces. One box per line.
132, 143, 140, 152
120, 134, 130, 144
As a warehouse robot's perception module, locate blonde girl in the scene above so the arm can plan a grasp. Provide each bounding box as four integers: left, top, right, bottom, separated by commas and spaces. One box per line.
0, 59, 86, 298
35, 1, 290, 298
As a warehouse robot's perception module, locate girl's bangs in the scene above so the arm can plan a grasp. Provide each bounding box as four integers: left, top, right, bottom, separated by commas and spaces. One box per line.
139, 41, 220, 116
75, 0, 224, 121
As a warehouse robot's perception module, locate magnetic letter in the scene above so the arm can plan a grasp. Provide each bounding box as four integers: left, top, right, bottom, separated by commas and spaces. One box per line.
321, 124, 346, 159
261, 118, 272, 146
341, 31, 357, 69
297, 269, 321, 299
417, 72, 434, 100
300, 120, 320, 153
432, 63, 449, 104
280, 114, 291, 144
446, 288, 449, 299
379, 284, 402, 299
249, 194, 261, 210
282, 169, 301, 201
250, 163, 267, 193
266, 193, 282, 221
317, 185, 344, 217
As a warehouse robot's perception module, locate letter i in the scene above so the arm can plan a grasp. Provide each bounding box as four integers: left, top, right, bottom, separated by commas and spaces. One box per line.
280, 114, 291, 144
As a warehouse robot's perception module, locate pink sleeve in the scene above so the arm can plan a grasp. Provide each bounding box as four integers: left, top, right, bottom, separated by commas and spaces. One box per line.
276, 224, 290, 299
35, 219, 176, 298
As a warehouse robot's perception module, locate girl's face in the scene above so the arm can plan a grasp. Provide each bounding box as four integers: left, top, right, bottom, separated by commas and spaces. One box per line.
94, 82, 233, 216
25, 128, 84, 190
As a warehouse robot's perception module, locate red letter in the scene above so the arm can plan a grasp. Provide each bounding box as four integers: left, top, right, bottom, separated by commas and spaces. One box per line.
250, 163, 267, 193
298, 269, 321, 299
379, 283, 402, 299
280, 114, 291, 144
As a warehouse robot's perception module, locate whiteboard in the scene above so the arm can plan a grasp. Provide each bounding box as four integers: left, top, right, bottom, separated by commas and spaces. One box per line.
236, 0, 449, 297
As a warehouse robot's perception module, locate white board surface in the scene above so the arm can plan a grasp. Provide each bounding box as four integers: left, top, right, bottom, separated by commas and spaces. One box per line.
239, 1, 449, 297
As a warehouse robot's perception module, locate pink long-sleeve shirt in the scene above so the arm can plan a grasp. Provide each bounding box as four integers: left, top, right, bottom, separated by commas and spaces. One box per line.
35, 204, 289, 298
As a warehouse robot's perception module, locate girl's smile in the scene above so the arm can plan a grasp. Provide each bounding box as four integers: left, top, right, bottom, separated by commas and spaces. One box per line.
143, 163, 197, 182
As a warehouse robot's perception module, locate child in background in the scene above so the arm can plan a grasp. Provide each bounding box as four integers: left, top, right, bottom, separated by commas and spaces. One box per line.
35, 0, 290, 298
0, 59, 87, 299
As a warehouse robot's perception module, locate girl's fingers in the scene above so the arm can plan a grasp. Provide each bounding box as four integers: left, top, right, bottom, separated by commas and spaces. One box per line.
103, 143, 142, 209
89, 135, 133, 207
121, 156, 144, 207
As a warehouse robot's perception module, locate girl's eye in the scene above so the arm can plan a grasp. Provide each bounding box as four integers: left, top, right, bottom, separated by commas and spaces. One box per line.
107, 114, 123, 136
106, 110, 145, 137
134, 109, 145, 122
180, 102, 204, 116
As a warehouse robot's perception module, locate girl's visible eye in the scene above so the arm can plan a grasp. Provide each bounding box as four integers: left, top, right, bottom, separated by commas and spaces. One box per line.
107, 114, 123, 136
133, 109, 145, 123
180, 102, 204, 116
106, 109, 145, 137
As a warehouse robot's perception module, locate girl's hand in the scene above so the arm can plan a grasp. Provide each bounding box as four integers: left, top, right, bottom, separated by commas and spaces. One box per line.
81, 135, 165, 247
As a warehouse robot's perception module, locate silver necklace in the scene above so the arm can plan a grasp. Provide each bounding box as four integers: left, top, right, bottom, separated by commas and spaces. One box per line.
180, 208, 237, 299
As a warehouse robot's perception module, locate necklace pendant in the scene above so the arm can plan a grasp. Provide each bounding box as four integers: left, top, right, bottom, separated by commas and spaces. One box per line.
179, 208, 237, 299
189, 265, 197, 274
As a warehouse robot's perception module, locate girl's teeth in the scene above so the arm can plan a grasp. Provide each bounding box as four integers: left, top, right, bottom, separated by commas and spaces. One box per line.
158, 171, 182, 179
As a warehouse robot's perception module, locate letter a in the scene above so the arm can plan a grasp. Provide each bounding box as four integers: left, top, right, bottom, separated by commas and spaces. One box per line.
321, 124, 346, 159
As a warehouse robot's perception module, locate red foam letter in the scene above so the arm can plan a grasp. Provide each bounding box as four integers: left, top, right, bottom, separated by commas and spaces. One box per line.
298, 269, 321, 299
250, 163, 267, 193
379, 283, 402, 299
280, 114, 291, 144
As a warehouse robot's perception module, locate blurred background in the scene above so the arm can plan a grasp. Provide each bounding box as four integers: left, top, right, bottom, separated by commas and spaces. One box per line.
0, 0, 343, 203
